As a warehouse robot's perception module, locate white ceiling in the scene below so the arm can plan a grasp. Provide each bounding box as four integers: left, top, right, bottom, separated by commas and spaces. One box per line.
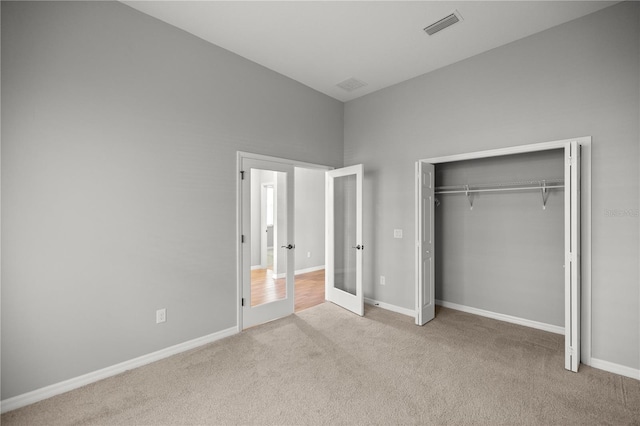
122, 1, 617, 102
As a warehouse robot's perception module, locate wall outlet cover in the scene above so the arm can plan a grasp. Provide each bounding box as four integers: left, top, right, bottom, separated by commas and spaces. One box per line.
156, 308, 166, 324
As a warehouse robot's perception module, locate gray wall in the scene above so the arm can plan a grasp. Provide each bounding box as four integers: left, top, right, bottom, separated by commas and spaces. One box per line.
344, 1, 639, 370
1, 1, 343, 399
435, 150, 565, 327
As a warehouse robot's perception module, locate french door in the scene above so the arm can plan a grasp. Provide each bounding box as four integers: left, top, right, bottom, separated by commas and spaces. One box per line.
326, 164, 364, 316
241, 158, 295, 329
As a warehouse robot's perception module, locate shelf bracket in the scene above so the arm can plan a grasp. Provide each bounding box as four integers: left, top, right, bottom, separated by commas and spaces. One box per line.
540, 180, 549, 210
465, 185, 473, 210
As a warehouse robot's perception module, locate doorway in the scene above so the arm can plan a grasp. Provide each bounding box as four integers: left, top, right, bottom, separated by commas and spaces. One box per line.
238, 153, 331, 330
416, 137, 592, 372
250, 168, 327, 312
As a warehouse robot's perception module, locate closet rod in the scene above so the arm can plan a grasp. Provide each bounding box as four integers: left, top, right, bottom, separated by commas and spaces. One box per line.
436, 184, 564, 195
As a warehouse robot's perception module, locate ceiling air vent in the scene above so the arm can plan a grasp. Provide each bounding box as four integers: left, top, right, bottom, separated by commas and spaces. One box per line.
336, 77, 367, 92
424, 10, 463, 36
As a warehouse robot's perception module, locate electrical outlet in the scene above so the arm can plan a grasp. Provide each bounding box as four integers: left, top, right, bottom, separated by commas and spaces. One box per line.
156, 308, 166, 324
307, 251, 311, 258
380, 275, 386, 286
394, 229, 403, 239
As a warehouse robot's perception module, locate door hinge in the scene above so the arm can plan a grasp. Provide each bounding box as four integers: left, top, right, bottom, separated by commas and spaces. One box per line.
241, 298, 245, 306
241, 235, 245, 243
240, 170, 245, 180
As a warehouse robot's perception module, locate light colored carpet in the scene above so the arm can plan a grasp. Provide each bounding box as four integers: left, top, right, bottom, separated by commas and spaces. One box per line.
3, 303, 639, 425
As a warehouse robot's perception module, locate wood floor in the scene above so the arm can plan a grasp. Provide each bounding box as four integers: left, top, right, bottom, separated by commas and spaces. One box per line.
250, 268, 325, 312
293, 269, 326, 312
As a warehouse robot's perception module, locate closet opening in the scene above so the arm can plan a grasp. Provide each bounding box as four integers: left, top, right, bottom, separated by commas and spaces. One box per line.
416, 138, 591, 372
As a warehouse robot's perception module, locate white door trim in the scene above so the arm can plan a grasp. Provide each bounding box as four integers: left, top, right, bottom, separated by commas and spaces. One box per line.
236, 152, 332, 331
416, 137, 592, 369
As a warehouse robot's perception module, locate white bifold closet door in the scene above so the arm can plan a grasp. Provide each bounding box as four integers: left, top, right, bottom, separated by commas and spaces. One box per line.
415, 161, 435, 326
565, 141, 580, 372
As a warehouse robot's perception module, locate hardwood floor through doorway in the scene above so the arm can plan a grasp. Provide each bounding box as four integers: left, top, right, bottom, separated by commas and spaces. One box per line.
294, 270, 325, 312
250, 269, 325, 312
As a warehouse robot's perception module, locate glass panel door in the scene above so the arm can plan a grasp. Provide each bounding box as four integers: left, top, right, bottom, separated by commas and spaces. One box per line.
242, 158, 294, 329
326, 164, 363, 316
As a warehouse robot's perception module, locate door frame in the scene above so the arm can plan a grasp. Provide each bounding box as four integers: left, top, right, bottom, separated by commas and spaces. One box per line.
415, 137, 592, 370
236, 152, 332, 331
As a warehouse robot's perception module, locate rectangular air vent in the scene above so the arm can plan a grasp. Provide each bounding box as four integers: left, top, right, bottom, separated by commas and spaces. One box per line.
424, 10, 463, 36
336, 77, 367, 92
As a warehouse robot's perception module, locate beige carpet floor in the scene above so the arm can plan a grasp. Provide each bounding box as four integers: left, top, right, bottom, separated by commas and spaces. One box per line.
3, 303, 639, 425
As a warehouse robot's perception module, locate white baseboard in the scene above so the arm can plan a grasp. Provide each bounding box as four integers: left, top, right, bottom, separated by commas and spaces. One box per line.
365, 298, 415, 318
274, 265, 325, 279
436, 300, 564, 335
295, 265, 325, 275
590, 358, 640, 380
0, 326, 238, 414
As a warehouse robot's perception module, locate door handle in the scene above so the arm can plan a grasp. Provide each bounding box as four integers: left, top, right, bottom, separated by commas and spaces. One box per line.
281, 244, 295, 249
352, 244, 364, 250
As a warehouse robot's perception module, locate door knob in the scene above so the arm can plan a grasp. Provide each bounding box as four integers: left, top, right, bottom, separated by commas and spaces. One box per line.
281, 244, 295, 249
352, 244, 364, 250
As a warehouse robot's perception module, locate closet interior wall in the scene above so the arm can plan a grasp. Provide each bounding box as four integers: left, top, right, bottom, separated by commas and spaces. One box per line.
435, 149, 565, 328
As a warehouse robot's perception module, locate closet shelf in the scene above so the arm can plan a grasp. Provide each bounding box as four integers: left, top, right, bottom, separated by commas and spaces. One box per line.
435, 179, 564, 210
